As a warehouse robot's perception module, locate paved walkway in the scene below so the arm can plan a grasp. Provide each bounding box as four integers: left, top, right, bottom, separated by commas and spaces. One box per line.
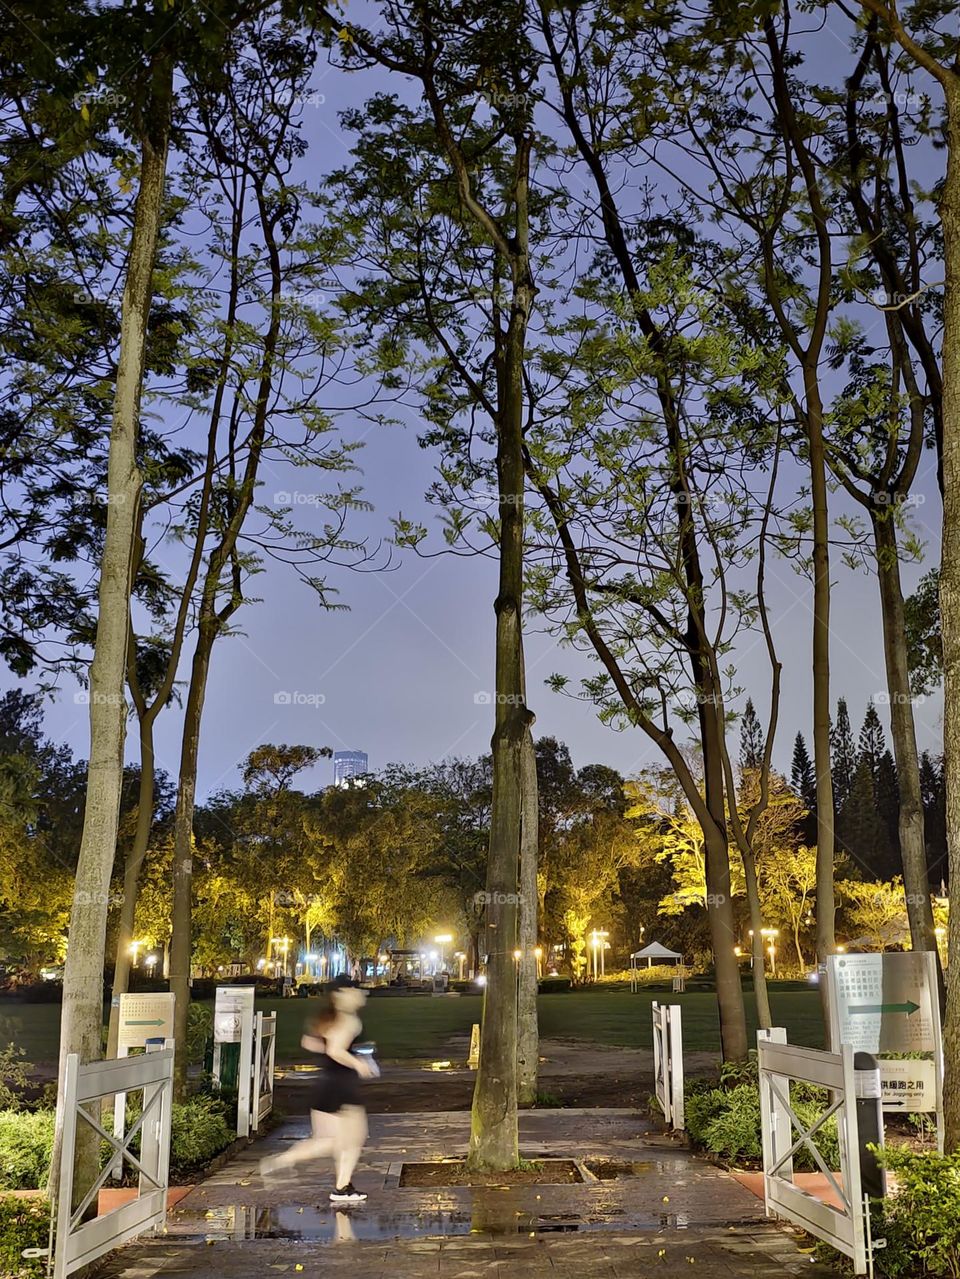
97, 1112, 837, 1279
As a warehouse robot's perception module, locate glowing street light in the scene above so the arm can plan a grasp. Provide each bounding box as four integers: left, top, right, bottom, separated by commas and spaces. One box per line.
589, 929, 609, 980
271, 936, 291, 979
434, 933, 453, 971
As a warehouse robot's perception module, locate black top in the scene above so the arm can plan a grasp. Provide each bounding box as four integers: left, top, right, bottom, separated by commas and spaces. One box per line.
308, 1026, 363, 1113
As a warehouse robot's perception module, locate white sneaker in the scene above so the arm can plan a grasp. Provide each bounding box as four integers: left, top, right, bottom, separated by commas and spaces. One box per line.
329, 1183, 367, 1202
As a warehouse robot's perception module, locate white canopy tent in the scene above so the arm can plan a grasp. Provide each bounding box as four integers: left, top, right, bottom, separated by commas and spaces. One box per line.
630, 941, 685, 992
631, 941, 684, 967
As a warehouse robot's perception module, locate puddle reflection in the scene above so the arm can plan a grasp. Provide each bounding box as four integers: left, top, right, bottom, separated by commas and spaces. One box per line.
177, 1198, 677, 1243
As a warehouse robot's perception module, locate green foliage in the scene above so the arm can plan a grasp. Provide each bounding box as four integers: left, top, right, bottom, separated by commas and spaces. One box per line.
685, 1057, 838, 1169
874, 1146, 960, 1278
0, 1096, 232, 1191
904, 569, 942, 697
0, 1193, 48, 1278
0, 1044, 30, 1110
686, 1082, 765, 1161
186, 1003, 213, 1066
0, 1110, 55, 1190
168, 1095, 233, 1176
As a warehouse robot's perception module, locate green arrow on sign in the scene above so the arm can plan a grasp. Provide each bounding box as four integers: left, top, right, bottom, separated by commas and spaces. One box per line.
124, 1018, 165, 1026
850, 1001, 920, 1016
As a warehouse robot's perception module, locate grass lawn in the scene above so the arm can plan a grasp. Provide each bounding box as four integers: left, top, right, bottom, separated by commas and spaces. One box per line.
0, 985, 825, 1067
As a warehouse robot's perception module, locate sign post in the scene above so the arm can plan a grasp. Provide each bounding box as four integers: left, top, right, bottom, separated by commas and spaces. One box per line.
213, 985, 256, 1137
112, 993, 175, 1178
826, 952, 943, 1152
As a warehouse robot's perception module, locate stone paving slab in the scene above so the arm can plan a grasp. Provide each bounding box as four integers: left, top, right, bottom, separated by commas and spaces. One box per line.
96, 1227, 833, 1279
90, 1112, 838, 1278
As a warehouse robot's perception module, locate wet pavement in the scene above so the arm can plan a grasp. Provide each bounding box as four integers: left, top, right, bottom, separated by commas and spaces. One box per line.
95, 1111, 839, 1278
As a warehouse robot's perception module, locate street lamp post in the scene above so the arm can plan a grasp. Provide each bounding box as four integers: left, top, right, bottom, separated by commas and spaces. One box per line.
435, 933, 453, 972
589, 930, 609, 980
271, 936, 291, 979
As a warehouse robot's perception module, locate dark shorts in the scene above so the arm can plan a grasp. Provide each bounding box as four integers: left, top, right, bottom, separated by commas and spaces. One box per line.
311, 1067, 362, 1113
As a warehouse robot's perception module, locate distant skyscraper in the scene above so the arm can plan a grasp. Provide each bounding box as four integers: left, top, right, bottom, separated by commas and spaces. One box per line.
333, 750, 368, 788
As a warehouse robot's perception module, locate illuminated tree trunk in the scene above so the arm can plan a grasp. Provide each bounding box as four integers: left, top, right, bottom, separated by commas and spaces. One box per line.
50, 65, 171, 1201
517, 726, 539, 1105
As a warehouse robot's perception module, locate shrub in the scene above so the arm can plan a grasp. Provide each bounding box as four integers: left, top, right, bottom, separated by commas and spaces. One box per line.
0, 1194, 48, 1278
0, 1044, 30, 1110
874, 1146, 960, 1278
538, 977, 572, 993
0, 1111, 55, 1191
186, 1003, 213, 1066
684, 1055, 838, 1169
169, 1095, 234, 1177
0, 1095, 233, 1192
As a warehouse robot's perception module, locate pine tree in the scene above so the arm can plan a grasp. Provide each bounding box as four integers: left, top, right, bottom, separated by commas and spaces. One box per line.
839, 756, 894, 879
876, 749, 902, 879
739, 698, 764, 771
920, 752, 947, 887
830, 697, 857, 815
858, 700, 887, 787
790, 732, 818, 845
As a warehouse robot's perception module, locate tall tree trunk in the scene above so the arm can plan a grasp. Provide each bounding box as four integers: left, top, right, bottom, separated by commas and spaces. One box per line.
168, 623, 215, 1098
739, 846, 772, 1029
106, 714, 156, 1060
49, 84, 171, 1205
517, 725, 539, 1105
698, 702, 748, 1061
805, 379, 837, 1031
873, 514, 939, 960
939, 85, 960, 1152
467, 184, 533, 1168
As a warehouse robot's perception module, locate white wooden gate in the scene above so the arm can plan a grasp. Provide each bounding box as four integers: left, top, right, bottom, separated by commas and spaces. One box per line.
251, 1010, 277, 1131
652, 1001, 684, 1129
758, 1029, 877, 1276
53, 1043, 173, 1279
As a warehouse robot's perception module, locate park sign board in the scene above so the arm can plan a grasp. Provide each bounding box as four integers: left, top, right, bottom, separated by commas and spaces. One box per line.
214, 984, 255, 1045
826, 951, 944, 1152
826, 952, 938, 1054
117, 992, 175, 1051
879, 1058, 937, 1113
214, 985, 256, 1138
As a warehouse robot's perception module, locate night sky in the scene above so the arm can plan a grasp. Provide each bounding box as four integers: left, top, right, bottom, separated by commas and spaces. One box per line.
4, 15, 945, 799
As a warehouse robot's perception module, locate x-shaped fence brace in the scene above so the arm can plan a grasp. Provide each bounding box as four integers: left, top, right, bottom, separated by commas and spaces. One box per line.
765, 1075, 850, 1215
67, 1087, 165, 1229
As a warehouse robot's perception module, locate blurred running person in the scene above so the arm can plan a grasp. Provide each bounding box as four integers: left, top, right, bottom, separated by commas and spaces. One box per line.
260, 983, 375, 1201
